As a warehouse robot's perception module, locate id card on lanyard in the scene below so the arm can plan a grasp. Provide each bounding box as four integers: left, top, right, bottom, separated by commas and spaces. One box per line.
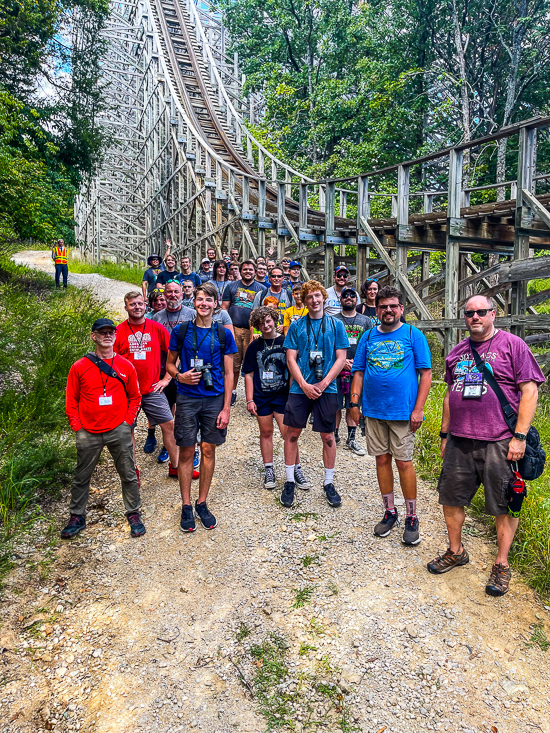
463, 371, 483, 398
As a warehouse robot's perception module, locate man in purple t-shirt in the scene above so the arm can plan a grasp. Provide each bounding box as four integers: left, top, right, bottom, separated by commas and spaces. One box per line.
427, 295, 545, 596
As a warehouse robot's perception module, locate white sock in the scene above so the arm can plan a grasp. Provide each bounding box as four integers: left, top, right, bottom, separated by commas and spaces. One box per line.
264, 462, 273, 468
285, 464, 295, 482
324, 467, 335, 486
232, 389, 237, 395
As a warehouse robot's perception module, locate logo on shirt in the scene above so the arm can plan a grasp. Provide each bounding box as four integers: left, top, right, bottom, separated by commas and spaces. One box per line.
451, 354, 494, 394
367, 340, 405, 370
234, 288, 257, 308
128, 332, 152, 353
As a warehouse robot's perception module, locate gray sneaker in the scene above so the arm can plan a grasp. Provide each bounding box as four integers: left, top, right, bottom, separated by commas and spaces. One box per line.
264, 466, 276, 490
294, 465, 310, 490
345, 439, 365, 456
402, 515, 420, 545
374, 509, 399, 537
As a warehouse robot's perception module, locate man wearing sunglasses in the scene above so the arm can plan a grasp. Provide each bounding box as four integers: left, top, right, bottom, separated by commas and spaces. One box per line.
252, 265, 293, 333
325, 266, 358, 316
428, 295, 545, 596
350, 286, 432, 546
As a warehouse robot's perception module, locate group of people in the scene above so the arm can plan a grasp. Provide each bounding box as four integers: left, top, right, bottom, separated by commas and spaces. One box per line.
63, 247, 545, 599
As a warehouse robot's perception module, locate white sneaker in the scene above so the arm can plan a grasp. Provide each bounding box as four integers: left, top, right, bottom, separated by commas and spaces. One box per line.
346, 439, 366, 456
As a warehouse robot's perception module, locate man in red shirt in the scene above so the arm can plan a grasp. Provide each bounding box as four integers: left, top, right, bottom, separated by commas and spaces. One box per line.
114, 291, 179, 477
63, 318, 144, 539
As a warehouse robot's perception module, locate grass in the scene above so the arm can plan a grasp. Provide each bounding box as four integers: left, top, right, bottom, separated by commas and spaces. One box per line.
292, 585, 317, 608
526, 621, 550, 651
416, 371, 550, 600
237, 623, 251, 642
68, 258, 144, 287
299, 555, 319, 568
0, 258, 107, 582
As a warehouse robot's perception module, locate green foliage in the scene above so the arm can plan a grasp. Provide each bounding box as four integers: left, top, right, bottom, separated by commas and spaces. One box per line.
0, 259, 107, 580
292, 585, 317, 608
68, 259, 145, 286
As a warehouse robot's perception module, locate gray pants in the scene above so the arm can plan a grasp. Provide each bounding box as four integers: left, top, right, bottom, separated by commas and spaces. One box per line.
70, 422, 141, 517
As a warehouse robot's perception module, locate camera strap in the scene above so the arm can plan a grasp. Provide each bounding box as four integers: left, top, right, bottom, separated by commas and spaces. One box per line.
306, 315, 326, 351
177, 319, 227, 370
192, 321, 215, 363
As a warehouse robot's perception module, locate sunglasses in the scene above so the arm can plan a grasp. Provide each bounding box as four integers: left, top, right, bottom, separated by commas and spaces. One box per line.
464, 308, 494, 318
271, 274, 283, 279
342, 293, 357, 299
378, 304, 401, 310
282, 259, 290, 263
165, 279, 180, 284
151, 287, 165, 293
335, 273, 349, 278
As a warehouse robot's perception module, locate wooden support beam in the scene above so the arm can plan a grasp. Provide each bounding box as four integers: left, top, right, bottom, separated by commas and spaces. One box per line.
299, 182, 308, 231
356, 176, 369, 286
527, 287, 550, 308
277, 182, 286, 261
257, 178, 266, 257
324, 181, 336, 287
445, 148, 463, 354
458, 282, 511, 309
525, 332, 550, 345
522, 188, 550, 229
396, 164, 410, 296
421, 253, 431, 299
414, 314, 550, 330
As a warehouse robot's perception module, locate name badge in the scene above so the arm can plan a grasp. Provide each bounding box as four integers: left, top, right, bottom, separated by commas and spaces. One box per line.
463, 372, 483, 399
348, 337, 357, 345
191, 358, 203, 367
310, 351, 323, 359
134, 351, 146, 360
262, 371, 274, 380
99, 395, 113, 406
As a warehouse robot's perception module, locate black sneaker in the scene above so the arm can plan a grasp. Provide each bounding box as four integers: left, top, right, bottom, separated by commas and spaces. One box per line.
294, 465, 310, 490
231, 392, 237, 406
127, 512, 146, 537
195, 501, 217, 529
264, 466, 276, 490
280, 481, 295, 507
60, 514, 86, 539
374, 508, 398, 537
324, 483, 342, 507
402, 515, 420, 545
334, 430, 341, 445
180, 504, 196, 533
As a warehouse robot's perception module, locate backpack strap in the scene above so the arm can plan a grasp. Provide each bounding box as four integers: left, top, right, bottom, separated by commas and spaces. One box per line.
84, 353, 128, 397
176, 319, 226, 371
177, 320, 191, 357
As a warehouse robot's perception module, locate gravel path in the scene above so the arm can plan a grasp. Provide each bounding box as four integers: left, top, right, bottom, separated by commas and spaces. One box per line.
1, 261, 550, 733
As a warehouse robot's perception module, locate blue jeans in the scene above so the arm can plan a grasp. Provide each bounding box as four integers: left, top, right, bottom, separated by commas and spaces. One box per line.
55, 263, 68, 288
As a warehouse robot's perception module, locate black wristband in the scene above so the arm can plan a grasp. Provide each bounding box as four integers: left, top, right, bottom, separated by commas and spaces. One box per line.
349, 402, 360, 408
439, 431, 448, 439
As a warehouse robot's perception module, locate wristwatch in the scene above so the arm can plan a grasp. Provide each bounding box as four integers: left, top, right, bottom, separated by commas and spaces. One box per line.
349, 402, 360, 408
514, 432, 527, 441
439, 431, 448, 439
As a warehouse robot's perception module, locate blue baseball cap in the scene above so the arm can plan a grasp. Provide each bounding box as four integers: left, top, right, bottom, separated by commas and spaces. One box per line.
289, 261, 301, 269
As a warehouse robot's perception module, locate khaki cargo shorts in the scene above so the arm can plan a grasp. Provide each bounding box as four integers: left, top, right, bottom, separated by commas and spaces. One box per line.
365, 417, 415, 461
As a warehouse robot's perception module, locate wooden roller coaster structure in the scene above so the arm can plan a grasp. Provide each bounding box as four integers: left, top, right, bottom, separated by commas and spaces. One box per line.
75, 0, 550, 363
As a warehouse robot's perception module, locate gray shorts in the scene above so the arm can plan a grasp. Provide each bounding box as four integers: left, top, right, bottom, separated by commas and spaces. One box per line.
437, 434, 512, 516
139, 391, 174, 427
174, 394, 227, 447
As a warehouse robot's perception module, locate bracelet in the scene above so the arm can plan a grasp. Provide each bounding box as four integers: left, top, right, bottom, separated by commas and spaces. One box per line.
246, 400, 254, 404
439, 431, 448, 439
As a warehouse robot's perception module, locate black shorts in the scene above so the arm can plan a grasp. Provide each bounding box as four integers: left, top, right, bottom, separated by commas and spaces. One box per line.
437, 434, 512, 516
283, 392, 338, 433
255, 392, 288, 417
174, 394, 227, 447
336, 375, 352, 410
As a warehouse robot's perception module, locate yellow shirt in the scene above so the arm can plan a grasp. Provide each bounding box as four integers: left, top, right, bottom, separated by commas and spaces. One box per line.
283, 305, 308, 329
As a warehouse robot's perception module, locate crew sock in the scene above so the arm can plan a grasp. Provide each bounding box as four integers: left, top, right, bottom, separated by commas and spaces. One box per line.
324, 467, 335, 486
285, 464, 295, 482
347, 426, 356, 442
264, 462, 273, 468
405, 498, 417, 517
382, 492, 396, 512
147, 428, 156, 439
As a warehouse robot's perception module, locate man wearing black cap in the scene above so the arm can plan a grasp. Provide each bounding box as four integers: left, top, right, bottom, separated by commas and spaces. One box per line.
325, 266, 358, 316
63, 318, 145, 539
142, 254, 165, 299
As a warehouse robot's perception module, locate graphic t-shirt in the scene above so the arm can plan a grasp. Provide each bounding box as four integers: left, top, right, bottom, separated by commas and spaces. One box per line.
325, 285, 359, 316
152, 306, 196, 333
252, 287, 293, 324
445, 329, 546, 441
334, 313, 373, 358
241, 336, 289, 398
351, 323, 431, 420
168, 323, 238, 398
283, 305, 308, 329
357, 304, 405, 327
284, 315, 349, 394
223, 279, 265, 328
142, 264, 166, 293
114, 319, 170, 395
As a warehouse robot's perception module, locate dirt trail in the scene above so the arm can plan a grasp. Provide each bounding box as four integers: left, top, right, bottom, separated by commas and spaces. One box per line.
1, 263, 550, 733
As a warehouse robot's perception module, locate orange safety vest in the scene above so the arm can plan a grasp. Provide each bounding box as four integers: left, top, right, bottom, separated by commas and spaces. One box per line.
53, 246, 68, 265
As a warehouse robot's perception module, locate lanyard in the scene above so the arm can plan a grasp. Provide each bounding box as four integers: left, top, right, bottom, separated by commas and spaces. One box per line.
469, 329, 496, 367
97, 356, 116, 395
306, 315, 326, 350
165, 308, 182, 331
192, 322, 215, 363
261, 337, 278, 352
127, 320, 147, 350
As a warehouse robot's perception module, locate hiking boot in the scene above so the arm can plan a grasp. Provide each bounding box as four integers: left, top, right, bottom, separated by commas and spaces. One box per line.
180, 504, 196, 533
60, 514, 86, 539
195, 501, 217, 529
373, 509, 399, 537
143, 435, 157, 453
485, 562, 511, 597
294, 465, 310, 490
324, 483, 342, 507
264, 466, 276, 490
402, 515, 420, 545
157, 447, 169, 463
127, 512, 146, 537
168, 463, 178, 479
231, 392, 237, 406
427, 546, 469, 574
346, 438, 365, 456
280, 481, 295, 507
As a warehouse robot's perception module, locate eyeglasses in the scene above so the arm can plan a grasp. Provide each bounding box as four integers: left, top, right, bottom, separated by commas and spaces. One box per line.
378, 304, 401, 310
464, 308, 494, 318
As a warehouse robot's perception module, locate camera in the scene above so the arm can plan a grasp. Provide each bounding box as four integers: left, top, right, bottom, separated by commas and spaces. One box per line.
309, 351, 324, 382
195, 363, 214, 390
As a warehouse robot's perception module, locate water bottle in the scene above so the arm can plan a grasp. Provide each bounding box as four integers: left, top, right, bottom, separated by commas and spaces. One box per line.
507, 470, 527, 518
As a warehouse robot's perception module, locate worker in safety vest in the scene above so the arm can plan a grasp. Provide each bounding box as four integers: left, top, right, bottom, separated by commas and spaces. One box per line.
52, 238, 69, 289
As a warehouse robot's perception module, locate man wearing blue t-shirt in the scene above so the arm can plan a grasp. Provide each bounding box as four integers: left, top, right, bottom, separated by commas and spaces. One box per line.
166, 282, 238, 533
350, 286, 432, 546
283, 280, 349, 509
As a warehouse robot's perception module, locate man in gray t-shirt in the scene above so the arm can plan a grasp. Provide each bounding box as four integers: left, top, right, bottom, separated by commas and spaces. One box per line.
152, 281, 195, 333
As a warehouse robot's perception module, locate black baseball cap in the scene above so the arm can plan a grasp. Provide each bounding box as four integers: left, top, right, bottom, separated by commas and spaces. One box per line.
92, 318, 116, 332
341, 287, 357, 298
